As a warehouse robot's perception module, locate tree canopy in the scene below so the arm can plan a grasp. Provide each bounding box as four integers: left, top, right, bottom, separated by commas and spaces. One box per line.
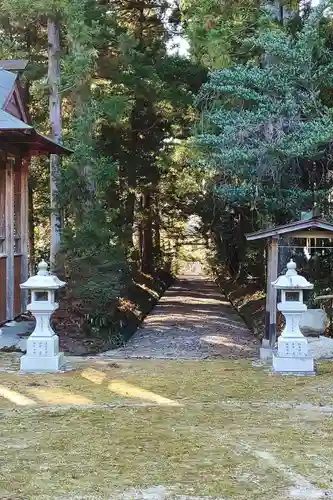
2, 0, 333, 344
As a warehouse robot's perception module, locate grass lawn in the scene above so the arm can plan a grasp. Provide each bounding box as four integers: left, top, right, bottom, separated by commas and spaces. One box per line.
1, 354, 333, 499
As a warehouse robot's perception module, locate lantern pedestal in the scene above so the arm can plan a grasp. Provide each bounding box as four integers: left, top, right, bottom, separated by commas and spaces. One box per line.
20, 306, 65, 371
21, 338, 65, 372
19, 261, 66, 373
272, 305, 315, 375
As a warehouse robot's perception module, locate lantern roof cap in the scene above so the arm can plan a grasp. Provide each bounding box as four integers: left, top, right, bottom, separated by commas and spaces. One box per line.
272, 259, 313, 290
20, 260, 66, 290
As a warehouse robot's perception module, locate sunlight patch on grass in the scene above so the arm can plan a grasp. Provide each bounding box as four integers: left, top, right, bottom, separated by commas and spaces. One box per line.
108, 379, 182, 406
26, 387, 93, 406
1, 358, 333, 408
81, 368, 106, 385
0, 384, 37, 406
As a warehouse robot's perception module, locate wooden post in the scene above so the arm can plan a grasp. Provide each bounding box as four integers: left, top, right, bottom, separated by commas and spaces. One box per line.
264, 241, 271, 341
265, 236, 279, 348
0, 159, 6, 322
21, 159, 29, 310
5, 157, 14, 320
269, 237, 278, 348
48, 17, 62, 269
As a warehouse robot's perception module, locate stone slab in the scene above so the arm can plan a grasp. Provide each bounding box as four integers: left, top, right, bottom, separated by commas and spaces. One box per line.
260, 347, 273, 361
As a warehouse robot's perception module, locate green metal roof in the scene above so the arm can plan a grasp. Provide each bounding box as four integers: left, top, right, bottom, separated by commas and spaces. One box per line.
0, 65, 72, 155
0, 69, 16, 108
0, 109, 31, 130
0, 67, 32, 131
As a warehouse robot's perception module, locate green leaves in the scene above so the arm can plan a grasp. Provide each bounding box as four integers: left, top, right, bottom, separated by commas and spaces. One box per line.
181, 0, 262, 69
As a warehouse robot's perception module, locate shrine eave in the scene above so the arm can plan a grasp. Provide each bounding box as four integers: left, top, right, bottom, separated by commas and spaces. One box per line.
246, 218, 333, 241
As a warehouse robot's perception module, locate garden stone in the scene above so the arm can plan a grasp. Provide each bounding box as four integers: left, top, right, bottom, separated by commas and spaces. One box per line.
300, 309, 328, 337
308, 336, 333, 359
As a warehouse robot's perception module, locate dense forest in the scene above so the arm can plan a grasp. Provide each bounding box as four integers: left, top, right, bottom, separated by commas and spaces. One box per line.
3, 0, 333, 350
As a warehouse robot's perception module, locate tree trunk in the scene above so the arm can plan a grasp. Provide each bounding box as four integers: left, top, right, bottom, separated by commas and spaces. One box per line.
48, 17, 62, 269
265, 1, 292, 24
140, 190, 154, 274
153, 193, 161, 264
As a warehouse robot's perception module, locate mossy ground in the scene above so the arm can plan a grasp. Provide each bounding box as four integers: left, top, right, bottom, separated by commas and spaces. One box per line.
1, 354, 333, 499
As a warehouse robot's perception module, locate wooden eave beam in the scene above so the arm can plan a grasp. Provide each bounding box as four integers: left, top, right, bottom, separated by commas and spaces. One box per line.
283, 231, 333, 239
246, 222, 333, 241
0, 141, 27, 157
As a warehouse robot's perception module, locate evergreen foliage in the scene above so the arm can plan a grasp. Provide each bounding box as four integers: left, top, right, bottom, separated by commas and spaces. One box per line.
181, 0, 261, 68
193, 2, 333, 278
0, 0, 206, 345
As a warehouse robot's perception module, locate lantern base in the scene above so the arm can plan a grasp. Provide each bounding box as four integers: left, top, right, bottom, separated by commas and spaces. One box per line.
272, 352, 315, 376
20, 334, 66, 372
20, 352, 65, 372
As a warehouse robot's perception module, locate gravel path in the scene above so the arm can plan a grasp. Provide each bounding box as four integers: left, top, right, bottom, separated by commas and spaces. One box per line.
104, 276, 259, 360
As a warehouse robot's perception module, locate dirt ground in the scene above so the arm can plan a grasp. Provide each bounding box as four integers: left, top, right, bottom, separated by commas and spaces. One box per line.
103, 276, 260, 360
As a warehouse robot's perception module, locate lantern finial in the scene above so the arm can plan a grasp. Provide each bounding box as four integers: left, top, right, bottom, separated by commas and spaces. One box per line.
37, 260, 48, 276
286, 259, 297, 276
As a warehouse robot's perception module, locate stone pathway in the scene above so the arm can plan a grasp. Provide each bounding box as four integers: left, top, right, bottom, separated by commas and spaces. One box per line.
104, 276, 259, 360
0, 320, 33, 351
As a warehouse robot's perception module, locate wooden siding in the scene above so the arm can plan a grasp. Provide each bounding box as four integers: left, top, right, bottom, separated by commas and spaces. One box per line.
13, 160, 22, 253
14, 254, 22, 317
6, 93, 23, 120
0, 165, 5, 254
3, 78, 29, 123
1, 156, 28, 321
0, 257, 6, 323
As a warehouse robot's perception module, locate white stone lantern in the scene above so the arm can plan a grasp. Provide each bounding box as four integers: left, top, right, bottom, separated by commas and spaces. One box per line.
271, 259, 315, 375
19, 260, 66, 372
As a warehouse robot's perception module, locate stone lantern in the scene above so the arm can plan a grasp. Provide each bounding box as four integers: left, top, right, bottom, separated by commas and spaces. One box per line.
271, 259, 315, 375
19, 260, 66, 372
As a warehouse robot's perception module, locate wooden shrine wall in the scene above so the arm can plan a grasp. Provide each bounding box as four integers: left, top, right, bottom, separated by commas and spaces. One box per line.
0, 159, 6, 322
0, 257, 6, 322
0, 155, 28, 323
